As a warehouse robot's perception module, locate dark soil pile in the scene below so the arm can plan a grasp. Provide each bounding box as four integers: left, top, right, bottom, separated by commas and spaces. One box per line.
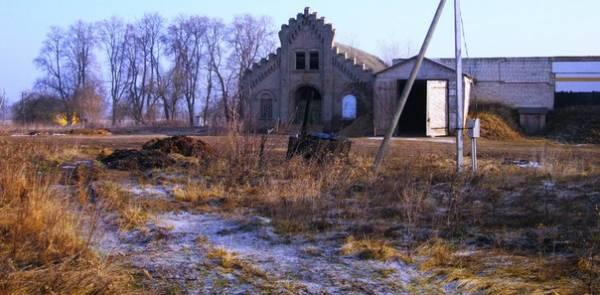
142, 136, 214, 158
546, 106, 600, 144
100, 136, 214, 170
100, 149, 176, 171
469, 103, 522, 141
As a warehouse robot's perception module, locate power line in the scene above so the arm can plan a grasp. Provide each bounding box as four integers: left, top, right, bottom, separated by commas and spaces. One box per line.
460, 10, 479, 117
460, 14, 469, 58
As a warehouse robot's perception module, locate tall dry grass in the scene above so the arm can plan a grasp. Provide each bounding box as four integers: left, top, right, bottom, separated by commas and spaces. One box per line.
179, 132, 598, 293
0, 140, 139, 294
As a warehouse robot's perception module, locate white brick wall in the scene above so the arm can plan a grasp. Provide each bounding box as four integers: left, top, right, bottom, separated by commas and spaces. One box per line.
437, 57, 555, 109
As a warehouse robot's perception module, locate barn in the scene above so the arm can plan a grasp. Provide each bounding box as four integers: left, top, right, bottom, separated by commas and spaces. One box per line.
373, 57, 473, 137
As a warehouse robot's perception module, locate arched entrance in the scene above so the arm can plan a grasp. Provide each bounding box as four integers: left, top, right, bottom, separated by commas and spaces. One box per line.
294, 86, 322, 124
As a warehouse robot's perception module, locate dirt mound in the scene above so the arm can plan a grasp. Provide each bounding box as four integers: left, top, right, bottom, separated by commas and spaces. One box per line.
69, 128, 112, 136
100, 136, 214, 171
546, 106, 600, 144
100, 149, 175, 171
142, 136, 214, 158
469, 103, 522, 140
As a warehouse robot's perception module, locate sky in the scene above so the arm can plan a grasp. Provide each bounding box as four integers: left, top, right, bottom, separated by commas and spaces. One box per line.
1, 0, 600, 102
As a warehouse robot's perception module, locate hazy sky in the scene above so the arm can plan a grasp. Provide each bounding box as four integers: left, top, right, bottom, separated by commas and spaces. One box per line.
1, 0, 599, 102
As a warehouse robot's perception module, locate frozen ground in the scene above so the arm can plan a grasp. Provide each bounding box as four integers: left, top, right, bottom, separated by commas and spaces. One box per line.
95, 185, 447, 294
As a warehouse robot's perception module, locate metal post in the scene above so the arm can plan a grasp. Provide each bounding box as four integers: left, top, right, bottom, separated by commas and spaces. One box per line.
454, 0, 464, 172
471, 138, 477, 172
373, 0, 447, 172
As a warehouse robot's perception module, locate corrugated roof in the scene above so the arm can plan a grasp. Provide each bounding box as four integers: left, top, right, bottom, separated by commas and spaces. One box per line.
334, 42, 388, 72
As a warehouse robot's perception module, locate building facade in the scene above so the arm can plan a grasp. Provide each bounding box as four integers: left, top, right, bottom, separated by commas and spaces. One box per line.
242, 8, 597, 136
241, 7, 385, 134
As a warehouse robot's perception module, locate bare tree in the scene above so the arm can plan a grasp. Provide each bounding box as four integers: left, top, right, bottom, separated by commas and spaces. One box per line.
66, 20, 97, 90
34, 21, 100, 125
124, 14, 164, 124
228, 15, 276, 119
144, 14, 164, 122
124, 23, 145, 124
34, 26, 74, 123
164, 16, 208, 126
202, 61, 213, 126
73, 83, 107, 124
377, 40, 413, 65
99, 17, 129, 126
205, 19, 233, 122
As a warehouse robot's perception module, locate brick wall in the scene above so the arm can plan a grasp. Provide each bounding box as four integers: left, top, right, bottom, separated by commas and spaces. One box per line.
437, 57, 555, 109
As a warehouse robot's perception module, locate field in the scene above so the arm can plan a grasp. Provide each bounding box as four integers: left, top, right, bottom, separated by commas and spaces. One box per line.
0, 132, 598, 294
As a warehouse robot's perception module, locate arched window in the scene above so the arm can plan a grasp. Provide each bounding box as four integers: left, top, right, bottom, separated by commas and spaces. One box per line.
342, 95, 357, 119
259, 92, 273, 120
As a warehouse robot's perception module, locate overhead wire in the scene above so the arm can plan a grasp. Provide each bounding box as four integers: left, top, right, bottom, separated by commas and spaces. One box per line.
460, 12, 478, 117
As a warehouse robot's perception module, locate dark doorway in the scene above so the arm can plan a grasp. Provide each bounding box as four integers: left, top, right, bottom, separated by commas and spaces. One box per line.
395, 80, 427, 136
294, 86, 322, 124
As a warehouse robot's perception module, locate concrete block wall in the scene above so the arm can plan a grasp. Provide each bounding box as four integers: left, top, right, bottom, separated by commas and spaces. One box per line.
437, 57, 556, 110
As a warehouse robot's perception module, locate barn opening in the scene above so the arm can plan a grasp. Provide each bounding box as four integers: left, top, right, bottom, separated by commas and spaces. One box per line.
395, 80, 427, 136
294, 86, 322, 124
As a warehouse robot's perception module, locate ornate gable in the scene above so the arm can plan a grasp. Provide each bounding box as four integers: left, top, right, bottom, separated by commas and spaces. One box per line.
278, 7, 335, 47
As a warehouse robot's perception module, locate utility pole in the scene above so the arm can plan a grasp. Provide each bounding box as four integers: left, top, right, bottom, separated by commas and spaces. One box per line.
373, 0, 447, 173
454, 0, 464, 172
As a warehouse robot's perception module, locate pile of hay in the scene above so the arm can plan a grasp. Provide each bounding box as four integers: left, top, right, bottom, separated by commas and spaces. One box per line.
100, 136, 214, 170
469, 103, 522, 141
142, 135, 214, 159
546, 106, 600, 144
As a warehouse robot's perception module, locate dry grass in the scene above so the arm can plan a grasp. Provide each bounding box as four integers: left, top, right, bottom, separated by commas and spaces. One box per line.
341, 236, 412, 263
206, 247, 266, 278
416, 238, 598, 294
207, 247, 240, 269
3, 131, 598, 293
0, 141, 140, 294
172, 180, 225, 204
93, 181, 150, 230
416, 238, 456, 270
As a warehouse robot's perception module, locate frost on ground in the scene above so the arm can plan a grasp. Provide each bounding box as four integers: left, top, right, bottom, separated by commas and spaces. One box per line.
125, 183, 175, 199
95, 201, 445, 294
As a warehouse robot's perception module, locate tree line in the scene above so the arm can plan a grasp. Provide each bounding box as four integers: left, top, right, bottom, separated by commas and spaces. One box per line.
17, 13, 275, 126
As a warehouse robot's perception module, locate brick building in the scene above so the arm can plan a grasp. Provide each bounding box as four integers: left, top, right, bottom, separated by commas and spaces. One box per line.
240, 7, 385, 134
241, 8, 598, 136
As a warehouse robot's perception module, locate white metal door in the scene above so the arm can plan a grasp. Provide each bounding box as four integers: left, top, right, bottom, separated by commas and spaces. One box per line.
426, 80, 448, 137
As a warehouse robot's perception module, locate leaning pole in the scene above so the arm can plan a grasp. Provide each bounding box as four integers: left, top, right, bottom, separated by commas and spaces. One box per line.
373, 0, 447, 173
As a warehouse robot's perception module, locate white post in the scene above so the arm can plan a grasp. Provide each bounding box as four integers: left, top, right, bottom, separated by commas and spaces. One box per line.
454, 0, 464, 173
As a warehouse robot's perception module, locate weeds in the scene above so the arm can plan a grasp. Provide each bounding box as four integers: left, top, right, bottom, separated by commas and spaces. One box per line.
93, 181, 151, 230
341, 236, 413, 263
0, 141, 139, 294
2, 132, 597, 293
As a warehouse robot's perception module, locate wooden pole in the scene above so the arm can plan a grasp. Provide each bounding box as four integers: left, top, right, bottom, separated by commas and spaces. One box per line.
373, 0, 447, 173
